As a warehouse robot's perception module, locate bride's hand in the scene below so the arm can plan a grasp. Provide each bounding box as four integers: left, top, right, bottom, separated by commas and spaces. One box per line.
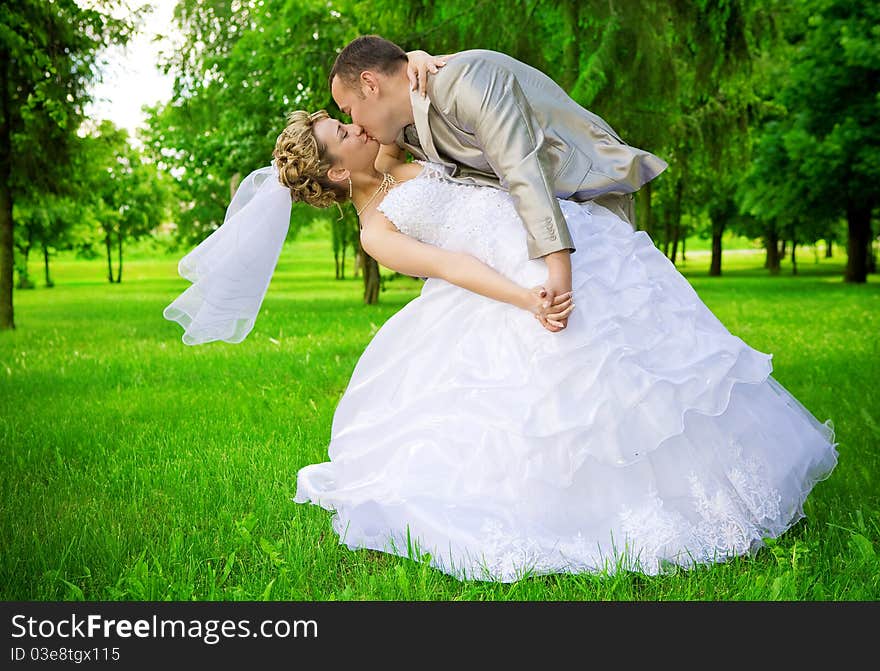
405, 50, 447, 97
524, 287, 574, 332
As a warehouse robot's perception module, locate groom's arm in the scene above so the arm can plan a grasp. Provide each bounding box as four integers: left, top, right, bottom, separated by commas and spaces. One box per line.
430, 56, 575, 262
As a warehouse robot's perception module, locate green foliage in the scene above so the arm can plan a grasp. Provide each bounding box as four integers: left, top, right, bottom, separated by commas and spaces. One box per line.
143, 0, 360, 245
0, 0, 140, 323
0, 0, 138, 194
738, 0, 880, 275
11, 193, 89, 288
69, 121, 172, 282
781, 0, 880, 202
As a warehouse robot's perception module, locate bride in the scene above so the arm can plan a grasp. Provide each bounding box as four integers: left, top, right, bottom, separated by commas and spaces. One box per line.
164, 110, 839, 582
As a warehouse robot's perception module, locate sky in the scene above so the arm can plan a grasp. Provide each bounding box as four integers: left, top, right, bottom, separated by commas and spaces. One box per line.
84, 0, 180, 137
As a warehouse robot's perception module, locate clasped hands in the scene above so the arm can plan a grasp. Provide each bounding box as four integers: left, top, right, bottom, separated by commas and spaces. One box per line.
524, 287, 574, 332
533, 251, 574, 332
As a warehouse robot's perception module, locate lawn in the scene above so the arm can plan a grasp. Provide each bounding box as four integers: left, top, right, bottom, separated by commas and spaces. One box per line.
1, 230, 878, 600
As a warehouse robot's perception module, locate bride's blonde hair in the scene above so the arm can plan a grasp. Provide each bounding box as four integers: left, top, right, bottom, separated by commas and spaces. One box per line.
273, 110, 348, 208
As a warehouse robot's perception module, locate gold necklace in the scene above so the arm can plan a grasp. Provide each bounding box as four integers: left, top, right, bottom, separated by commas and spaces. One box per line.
355, 172, 397, 217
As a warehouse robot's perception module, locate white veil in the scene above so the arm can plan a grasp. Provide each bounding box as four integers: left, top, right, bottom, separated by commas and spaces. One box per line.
163, 164, 292, 345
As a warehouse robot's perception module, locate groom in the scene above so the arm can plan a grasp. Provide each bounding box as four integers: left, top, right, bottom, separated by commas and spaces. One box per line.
329, 35, 667, 329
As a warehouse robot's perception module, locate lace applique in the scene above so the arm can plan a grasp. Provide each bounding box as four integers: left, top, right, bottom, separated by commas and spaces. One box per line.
687, 473, 756, 560
476, 518, 558, 580
610, 441, 786, 569
465, 446, 788, 578
725, 438, 783, 524
618, 489, 692, 570
414, 160, 450, 180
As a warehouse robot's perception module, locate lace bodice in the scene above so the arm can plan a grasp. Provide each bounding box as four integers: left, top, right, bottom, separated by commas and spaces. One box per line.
376, 161, 523, 270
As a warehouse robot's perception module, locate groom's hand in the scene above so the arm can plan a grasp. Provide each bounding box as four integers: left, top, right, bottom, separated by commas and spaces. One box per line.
540, 250, 573, 330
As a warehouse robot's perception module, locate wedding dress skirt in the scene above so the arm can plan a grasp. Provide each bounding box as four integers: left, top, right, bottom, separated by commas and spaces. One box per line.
293, 163, 839, 581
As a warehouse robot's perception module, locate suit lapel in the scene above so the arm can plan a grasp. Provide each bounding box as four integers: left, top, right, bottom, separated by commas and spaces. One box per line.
410, 90, 444, 165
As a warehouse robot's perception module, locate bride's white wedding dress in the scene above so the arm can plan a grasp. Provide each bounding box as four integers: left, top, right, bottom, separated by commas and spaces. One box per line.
293, 162, 839, 581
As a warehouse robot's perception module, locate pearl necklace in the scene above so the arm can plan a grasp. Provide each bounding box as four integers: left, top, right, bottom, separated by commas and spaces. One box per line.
355, 172, 397, 216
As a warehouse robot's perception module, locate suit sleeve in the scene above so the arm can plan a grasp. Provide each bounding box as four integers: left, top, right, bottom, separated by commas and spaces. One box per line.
434, 58, 575, 259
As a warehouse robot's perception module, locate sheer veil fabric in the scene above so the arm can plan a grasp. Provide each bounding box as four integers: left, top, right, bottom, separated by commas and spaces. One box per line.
163, 165, 291, 345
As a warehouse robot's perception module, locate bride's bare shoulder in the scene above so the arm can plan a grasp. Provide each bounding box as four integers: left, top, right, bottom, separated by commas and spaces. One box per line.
359, 204, 397, 235
389, 161, 424, 182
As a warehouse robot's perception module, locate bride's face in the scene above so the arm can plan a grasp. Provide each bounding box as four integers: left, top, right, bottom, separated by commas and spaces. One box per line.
313, 117, 380, 176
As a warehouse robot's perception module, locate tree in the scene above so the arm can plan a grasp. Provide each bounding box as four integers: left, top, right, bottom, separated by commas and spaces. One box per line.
77, 121, 171, 283
145, 0, 396, 301
0, 0, 136, 328
743, 0, 880, 283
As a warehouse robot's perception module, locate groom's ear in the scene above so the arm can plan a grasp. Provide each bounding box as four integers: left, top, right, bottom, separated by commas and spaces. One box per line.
326, 166, 350, 184
360, 70, 380, 96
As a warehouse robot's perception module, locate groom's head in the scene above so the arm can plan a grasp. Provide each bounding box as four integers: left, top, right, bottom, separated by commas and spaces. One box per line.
329, 35, 413, 145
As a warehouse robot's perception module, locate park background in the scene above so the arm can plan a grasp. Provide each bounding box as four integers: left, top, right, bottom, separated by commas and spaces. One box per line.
1, 0, 878, 600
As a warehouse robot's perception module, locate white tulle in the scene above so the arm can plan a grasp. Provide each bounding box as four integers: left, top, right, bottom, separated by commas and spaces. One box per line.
293, 162, 839, 581
163, 165, 291, 345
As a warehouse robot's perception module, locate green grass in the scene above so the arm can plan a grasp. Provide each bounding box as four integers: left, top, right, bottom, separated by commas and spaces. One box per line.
1, 234, 878, 601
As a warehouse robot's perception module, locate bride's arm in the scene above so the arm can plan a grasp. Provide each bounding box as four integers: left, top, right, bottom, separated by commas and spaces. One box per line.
360, 215, 573, 327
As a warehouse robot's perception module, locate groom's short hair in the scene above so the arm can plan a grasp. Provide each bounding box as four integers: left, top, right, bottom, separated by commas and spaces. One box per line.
329, 35, 407, 92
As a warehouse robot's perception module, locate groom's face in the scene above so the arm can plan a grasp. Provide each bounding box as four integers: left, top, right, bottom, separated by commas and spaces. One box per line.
331, 74, 401, 146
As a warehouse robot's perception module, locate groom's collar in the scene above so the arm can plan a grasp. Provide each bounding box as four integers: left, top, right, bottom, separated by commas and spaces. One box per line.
409, 89, 443, 164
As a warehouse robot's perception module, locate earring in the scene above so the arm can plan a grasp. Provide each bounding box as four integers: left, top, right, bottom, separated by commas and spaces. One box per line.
348, 177, 353, 199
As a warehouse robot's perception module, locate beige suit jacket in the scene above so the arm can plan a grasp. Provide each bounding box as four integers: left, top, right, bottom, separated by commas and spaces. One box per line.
397, 49, 668, 259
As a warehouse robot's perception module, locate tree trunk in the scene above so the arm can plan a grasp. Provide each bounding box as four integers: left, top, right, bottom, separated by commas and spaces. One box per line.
780, 239, 786, 259
0, 53, 14, 329
662, 211, 671, 257
115, 231, 123, 283
669, 179, 683, 264
765, 229, 780, 275
15, 225, 34, 289
709, 218, 724, 276
825, 238, 833, 258
333, 250, 340, 280
790, 238, 798, 275
670, 221, 680, 264
361, 248, 380, 304
638, 181, 653, 238
867, 238, 877, 274
43, 242, 53, 288
560, 1, 580, 91
681, 234, 686, 262
845, 200, 871, 283
105, 233, 114, 283
341, 243, 346, 280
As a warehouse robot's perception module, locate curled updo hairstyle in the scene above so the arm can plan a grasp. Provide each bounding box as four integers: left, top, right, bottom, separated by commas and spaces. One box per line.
273, 110, 348, 208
